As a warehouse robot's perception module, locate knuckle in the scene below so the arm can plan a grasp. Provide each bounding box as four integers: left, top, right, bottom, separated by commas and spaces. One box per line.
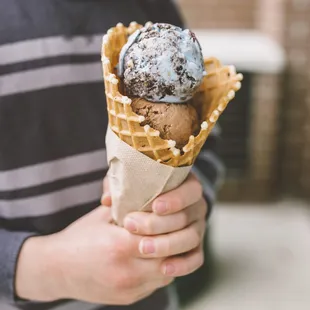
144, 217, 155, 235
108, 237, 131, 260
179, 211, 190, 227
171, 196, 183, 211
162, 237, 171, 256
192, 228, 201, 247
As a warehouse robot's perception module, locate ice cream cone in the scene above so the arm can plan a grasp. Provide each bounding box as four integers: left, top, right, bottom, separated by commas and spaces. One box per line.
101, 22, 243, 224
101, 22, 243, 168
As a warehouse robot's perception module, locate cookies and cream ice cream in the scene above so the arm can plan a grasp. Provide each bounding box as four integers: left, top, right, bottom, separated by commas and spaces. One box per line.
119, 23, 206, 103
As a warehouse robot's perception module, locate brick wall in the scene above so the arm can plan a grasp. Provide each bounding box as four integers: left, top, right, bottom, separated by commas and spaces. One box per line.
219, 73, 281, 202
249, 75, 281, 182
177, 0, 258, 29
281, 0, 310, 198
255, 0, 286, 43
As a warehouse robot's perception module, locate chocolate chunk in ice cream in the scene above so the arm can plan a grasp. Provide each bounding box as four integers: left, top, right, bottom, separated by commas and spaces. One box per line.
131, 98, 200, 149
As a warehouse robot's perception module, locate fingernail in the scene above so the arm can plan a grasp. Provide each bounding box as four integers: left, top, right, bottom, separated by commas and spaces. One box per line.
153, 201, 168, 214
164, 264, 175, 276
124, 217, 138, 233
140, 239, 155, 255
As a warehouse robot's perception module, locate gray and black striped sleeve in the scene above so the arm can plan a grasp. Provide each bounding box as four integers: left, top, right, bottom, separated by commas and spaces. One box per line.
192, 125, 225, 218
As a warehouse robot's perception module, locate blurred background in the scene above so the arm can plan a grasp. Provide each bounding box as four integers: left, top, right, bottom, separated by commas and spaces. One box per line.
172, 0, 310, 309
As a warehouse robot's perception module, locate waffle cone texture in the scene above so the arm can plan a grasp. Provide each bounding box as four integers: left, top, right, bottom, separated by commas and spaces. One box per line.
101, 22, 243, 167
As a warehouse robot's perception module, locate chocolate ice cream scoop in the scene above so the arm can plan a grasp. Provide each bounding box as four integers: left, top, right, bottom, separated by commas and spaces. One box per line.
119, 23, 206, 104
131, 98, 200, 149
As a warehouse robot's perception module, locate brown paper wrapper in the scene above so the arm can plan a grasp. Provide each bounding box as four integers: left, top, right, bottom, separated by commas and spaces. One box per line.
106, 128, 192, 225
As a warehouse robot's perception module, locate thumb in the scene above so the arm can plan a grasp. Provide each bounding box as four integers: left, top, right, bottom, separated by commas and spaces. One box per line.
86, 205, 113, 223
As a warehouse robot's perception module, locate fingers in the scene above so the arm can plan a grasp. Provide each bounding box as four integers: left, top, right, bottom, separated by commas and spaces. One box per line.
124, 198, 207, 235
152, 173, 203, 215
136, 220, 205, 258
161, 246, 204, 277
101, 178, 112, 206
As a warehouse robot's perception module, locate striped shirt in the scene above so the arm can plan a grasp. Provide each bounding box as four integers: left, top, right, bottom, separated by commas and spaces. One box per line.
0, 1, 223, 310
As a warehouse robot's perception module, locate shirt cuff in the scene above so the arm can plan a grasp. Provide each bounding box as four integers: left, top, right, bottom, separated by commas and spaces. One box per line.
0, 230, 36, 302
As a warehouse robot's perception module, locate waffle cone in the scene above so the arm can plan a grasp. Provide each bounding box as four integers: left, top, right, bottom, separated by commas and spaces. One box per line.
101, 22, 242, 168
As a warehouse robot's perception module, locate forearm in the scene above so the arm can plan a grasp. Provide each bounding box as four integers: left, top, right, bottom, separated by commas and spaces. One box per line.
15, 234, 66, 302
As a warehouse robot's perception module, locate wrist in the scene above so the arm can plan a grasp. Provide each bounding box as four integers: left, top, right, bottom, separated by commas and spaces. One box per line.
15, 233, 67, 302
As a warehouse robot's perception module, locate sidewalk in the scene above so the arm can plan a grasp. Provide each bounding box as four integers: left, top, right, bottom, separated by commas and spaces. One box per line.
184, 201, 310, 310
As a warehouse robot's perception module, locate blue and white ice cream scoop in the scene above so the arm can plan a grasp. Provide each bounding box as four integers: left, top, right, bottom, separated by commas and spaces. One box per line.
118, 23, 206, 104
